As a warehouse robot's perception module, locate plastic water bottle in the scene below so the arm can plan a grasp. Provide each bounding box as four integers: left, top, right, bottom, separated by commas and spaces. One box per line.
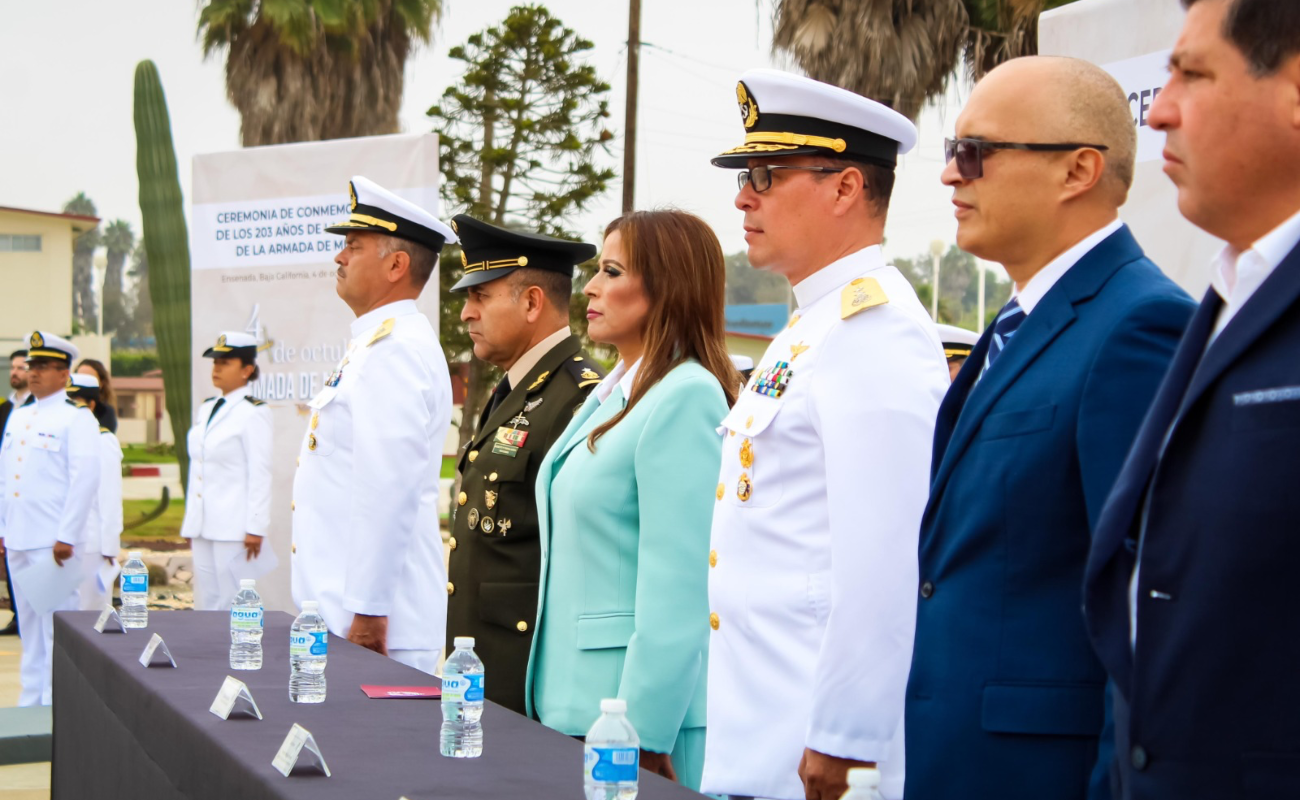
584, 698, 640, 800
840, 767, 886, 800
289, 601, 328, 703
119, 551, 149, 628
440, 636, 485, 757
229, 579, 264, 670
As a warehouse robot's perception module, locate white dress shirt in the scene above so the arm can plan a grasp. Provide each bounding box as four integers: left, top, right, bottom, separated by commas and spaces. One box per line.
592, 357, 641, 404
1013, 218, 1123, 314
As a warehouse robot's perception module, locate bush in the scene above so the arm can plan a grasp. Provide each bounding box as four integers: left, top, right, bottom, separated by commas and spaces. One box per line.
112, 350, 160, 377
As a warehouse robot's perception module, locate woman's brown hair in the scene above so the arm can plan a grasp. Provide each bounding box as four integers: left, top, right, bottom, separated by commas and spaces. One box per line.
588, 209, 740, 450
76, 358, 115, 407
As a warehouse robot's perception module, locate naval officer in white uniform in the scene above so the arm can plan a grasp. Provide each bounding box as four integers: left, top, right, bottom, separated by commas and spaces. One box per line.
180, 331, 272, 610
702, 70, 949, 800
66, 373, 124, 611
291, 176, 455, 674
0, 332, 100, 706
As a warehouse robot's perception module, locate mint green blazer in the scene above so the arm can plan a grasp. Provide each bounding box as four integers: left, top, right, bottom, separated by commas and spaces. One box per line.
524, 360, 725, 789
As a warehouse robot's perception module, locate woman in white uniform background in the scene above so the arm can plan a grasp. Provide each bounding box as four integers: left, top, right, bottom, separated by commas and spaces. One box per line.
180, 332, 272, 610
68, 373, 123, 610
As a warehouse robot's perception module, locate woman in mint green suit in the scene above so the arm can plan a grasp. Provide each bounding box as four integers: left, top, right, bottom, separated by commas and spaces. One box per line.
525, 210, 739, 789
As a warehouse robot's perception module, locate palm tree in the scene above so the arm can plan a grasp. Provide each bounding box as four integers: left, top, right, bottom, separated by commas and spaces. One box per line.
197, 0, 444, 146
771, 0, 1079, 120
102, 220, 135, 336
63, 192, 101, 332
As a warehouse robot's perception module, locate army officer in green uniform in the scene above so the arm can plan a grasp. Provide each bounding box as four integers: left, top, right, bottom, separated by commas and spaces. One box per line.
446, 215, 603, 714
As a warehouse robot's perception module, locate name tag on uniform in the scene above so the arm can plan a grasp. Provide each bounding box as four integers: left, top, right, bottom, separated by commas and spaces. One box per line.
492, 427, 527, 457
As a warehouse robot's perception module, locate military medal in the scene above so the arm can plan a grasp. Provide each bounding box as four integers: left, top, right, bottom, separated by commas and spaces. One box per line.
307, 434, 317, 451
480, 517, 495, 534
737, 473, 753, 502
508, 413, 530, 427
498, 519, 512, 535
485, 490, 498, 510
467, 508, 480, 529
524, 398, 544, 413
790, 342, 810, 360
325, 357, 348, 388
750, 360, 793, 398
492, 426, 528, 456
739, 438, 754, 469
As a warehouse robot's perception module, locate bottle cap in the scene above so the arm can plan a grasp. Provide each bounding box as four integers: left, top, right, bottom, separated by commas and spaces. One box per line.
453, 636, 475, 648
847, 767, 881, 789
240, 579, 256, 589
600, 698, 627, 714
301, 601, 319, 611
129, 550, 142, 558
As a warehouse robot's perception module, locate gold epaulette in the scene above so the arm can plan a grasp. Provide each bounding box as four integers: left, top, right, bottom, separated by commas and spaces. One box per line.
367, 318, 395, 346
841, 277, 889, 320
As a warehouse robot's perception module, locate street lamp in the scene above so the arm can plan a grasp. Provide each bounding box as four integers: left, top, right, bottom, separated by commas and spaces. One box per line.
929, 239, 945, 322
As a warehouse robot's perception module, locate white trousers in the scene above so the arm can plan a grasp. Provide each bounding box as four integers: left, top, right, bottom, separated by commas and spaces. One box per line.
190, 538, 245, 611
389, 648, 440, 675
7, 548, 82, 707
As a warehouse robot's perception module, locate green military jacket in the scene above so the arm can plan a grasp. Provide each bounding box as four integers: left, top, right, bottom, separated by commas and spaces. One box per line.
446, 334, 603, 714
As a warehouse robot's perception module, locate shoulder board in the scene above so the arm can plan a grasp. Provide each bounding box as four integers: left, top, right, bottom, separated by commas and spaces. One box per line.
565, 354, 606, 389
100, 427, 111, 434
0, 397, 7, 407
367, 318, 396, 347
841, 277, 889, 320
244, 396, 266, 406
65, 399, 77, 406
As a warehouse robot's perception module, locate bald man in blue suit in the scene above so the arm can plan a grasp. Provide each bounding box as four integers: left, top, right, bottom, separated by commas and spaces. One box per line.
903, 57, 1195, 800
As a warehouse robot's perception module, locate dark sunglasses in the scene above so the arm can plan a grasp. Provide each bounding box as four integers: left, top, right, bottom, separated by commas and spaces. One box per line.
944, 137, 1110, 180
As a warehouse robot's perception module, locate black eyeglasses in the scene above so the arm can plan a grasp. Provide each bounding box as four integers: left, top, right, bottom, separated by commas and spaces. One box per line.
944, 137, 1110, 180
737, 164, 847, 193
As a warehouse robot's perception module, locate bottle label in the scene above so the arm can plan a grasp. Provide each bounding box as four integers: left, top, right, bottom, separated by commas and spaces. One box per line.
290, 630, 327, 657
231, 607, 263, 630
584, 746, 639, 783
441, 673, 484, 703
122, 574, 148, 594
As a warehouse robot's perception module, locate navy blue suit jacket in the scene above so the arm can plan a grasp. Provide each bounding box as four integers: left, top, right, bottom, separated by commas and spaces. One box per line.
1085, 238, 1300, 799
905, 226, 1194, 800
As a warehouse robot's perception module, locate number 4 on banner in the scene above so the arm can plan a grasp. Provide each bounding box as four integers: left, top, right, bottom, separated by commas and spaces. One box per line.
273, 723, 331, 778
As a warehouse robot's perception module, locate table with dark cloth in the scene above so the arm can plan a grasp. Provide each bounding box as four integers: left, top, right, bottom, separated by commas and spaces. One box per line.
52, 610, 707, 800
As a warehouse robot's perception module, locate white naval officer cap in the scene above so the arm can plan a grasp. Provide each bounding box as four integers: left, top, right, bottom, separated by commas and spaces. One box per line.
202, 331, 259, 359
713, 68, 918, 169
936, 323, 980, 359
326, 176, 458, 252
25, 331, 78, 364
67, 372, 101, 403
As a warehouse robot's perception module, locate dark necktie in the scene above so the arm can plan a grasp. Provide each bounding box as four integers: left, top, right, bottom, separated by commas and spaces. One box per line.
982, 297, 1026, 377
207, 397, 225, 427
485, 376, 511, 420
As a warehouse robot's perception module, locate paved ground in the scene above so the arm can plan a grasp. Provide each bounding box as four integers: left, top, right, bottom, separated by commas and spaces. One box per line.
0, 609, 50, 800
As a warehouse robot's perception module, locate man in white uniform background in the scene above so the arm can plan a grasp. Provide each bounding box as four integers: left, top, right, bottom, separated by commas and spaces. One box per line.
291, 176, 455, 674
0, 332, 100, 705
703, 70, 949, 800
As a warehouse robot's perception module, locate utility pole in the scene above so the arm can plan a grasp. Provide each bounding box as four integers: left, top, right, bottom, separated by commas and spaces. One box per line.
930, 239, 944, 322
622, 0, 641, 213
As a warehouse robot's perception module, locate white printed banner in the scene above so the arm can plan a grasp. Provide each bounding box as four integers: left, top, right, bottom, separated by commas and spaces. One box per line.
1102, 49, 1173, 165
188, 134, 443, 612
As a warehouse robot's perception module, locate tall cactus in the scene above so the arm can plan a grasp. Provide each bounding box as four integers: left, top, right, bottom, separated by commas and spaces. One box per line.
134, 60, 192, 489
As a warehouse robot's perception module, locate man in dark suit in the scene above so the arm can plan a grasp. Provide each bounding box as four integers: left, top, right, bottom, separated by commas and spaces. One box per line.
904, 56, 1195, 800
1084, 2, 1300, 797
444, 215, 603, 715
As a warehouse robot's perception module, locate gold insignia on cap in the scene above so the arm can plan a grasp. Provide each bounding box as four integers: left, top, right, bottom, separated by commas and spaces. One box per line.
460, 250, 468, 268
29, 332, 43, 348
739, 438, 754, 469
737, 81, 759, 129
450, 219, 459, 234
842, 277, 889, 320
217, 334, 227, 348
349, 181, 358, 211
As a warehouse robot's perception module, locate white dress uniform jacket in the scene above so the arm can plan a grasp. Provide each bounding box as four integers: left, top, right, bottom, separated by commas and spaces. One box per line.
180, 385, 272, 542
80, 426, 124, 610
702, 247, 948, 800
0, 391, 100, 550
291, 299, 452, 657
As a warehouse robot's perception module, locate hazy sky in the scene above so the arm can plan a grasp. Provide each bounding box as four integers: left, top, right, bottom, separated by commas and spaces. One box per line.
0, 0, 968, 266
